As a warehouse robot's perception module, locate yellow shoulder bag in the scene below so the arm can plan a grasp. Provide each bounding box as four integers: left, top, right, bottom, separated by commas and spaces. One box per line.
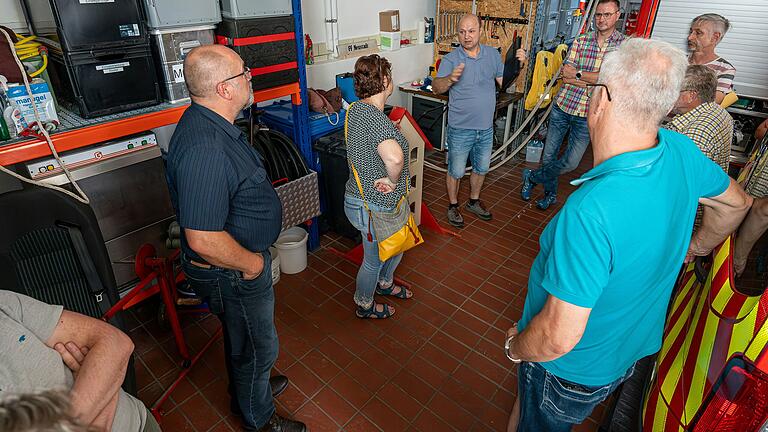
345, 103, 423, 261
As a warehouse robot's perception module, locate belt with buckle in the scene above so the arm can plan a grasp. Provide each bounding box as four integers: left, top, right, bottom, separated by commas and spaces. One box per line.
189, 259, 212, 269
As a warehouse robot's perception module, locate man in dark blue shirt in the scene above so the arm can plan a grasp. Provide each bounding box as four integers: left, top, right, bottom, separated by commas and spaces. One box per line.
164, 45, 305, 432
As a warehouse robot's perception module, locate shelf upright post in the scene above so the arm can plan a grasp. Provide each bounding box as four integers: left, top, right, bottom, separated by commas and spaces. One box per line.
291, 0, 320, 250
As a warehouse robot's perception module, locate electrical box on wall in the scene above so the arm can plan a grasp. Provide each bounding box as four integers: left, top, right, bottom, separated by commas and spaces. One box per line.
220, 0, 292, 19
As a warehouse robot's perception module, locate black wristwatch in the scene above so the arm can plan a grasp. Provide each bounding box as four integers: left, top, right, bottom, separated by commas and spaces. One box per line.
575, 70, 583, 80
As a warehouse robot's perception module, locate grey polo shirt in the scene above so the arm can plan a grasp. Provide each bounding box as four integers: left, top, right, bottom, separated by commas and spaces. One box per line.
437, 44, 504, 130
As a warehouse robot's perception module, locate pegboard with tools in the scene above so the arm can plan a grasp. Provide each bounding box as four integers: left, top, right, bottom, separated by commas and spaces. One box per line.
434, 0, 538, 92
434, 0, 473, 54
476, 0, 538, 92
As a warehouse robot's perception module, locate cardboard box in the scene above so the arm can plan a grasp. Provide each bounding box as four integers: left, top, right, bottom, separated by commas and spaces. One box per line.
379, 10, 400, 32
380, 31, 401, 51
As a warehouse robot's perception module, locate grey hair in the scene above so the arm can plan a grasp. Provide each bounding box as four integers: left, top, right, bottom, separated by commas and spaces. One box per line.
682, 65, 718, 103
0, 390, 93, 432
693, 13, 731, 40
598, 38, 688, 133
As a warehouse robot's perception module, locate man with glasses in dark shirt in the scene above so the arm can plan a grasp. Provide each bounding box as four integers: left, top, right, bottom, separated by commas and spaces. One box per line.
164, 45, 305, 432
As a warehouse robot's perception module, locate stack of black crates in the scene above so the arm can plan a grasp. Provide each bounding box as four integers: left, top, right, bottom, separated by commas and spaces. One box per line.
25, 0, 161, 118
215, 0, 299, 91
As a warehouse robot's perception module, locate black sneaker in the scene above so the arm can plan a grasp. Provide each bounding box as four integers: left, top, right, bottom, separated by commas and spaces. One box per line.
257, 413, 306, 432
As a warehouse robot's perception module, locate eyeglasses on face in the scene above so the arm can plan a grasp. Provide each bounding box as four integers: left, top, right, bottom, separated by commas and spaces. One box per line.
594, 11, 619, 20
221, 66, 251, 84
586, 83, 612, 101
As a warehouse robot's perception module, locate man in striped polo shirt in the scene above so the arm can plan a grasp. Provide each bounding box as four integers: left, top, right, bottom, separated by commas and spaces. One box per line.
687, 13, 736, 105
520, 0, 626, 211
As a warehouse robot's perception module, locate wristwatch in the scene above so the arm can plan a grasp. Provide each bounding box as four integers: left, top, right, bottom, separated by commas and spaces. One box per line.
504, 335, 522, 363
575, 69, 583, 80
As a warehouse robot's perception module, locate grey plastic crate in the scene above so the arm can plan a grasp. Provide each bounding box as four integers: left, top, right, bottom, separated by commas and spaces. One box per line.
142, 0, 222, 29
150, 26, 215, 103
220, 0, 292, 19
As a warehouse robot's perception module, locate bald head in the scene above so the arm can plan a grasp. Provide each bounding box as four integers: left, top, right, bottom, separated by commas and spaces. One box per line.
184, 45, 242, 98
460, 14, 481, 29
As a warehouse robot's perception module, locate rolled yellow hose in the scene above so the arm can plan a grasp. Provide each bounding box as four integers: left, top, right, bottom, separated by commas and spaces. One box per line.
13, 33, 48, 77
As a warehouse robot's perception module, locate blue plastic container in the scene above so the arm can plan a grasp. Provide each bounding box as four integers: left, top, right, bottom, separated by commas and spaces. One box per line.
260, 100, 345, 144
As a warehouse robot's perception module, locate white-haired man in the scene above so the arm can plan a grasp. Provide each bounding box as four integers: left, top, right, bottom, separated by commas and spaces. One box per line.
687, 13, 735, 104
504, 38, 752, 432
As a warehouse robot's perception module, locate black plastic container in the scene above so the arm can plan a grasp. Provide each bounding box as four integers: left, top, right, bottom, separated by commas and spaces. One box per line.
216, 16, 298, 91
25, 0, 148, 52
313, 131, 359, 240
411, 96, 446, 151
48, 46, 161, 118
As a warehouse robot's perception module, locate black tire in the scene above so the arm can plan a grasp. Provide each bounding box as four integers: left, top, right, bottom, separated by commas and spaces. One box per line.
601, 354, 656, 432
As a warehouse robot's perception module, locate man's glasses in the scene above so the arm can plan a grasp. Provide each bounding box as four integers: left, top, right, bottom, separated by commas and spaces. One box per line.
586, 83, 612, 101
221, 66, 251, 84
594, 11, 619, 20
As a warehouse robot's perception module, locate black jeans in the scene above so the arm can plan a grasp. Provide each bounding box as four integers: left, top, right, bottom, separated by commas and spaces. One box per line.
182, 253, 277, 429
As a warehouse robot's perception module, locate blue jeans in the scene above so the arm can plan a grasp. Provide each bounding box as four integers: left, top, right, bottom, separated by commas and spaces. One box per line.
517, 361, 635, 432
530, 105, 591, 194
446, 126, 494, 178
182, 253, 277, 430
343, 195, 403, 309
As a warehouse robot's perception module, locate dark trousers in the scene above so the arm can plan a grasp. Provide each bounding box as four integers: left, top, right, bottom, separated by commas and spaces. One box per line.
182, 253, 277, 429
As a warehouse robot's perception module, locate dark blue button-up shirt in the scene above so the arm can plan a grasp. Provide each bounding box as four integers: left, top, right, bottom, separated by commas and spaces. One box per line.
164, 103, 282, 261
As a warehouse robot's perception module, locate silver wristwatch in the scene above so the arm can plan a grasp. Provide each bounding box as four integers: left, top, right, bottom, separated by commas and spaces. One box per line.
575, 69, 583, 80
504, 335, 522, 363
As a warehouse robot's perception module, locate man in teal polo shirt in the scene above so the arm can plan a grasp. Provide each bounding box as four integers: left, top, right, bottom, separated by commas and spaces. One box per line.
503, 39, 752, 432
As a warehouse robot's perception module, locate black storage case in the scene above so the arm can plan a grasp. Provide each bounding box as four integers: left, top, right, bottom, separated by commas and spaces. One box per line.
216, 16, 298, 91
47, 46, 161, 118
411, 96, 446, 152
313, 131, 360, 240
26, 0, 148, 52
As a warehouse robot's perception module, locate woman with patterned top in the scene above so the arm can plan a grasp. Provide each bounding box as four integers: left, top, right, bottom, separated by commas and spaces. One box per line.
344, 54, 413, 319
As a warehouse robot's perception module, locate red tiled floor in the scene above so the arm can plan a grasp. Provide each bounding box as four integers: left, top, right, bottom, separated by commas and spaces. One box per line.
128, 150, 607, 431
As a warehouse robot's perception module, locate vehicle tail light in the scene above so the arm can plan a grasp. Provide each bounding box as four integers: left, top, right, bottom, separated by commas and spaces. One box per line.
693, 357, 768, 432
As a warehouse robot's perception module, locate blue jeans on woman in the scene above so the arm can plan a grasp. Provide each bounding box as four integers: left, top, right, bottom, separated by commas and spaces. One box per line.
344, 194, 403, 309
181, 253, 278, 430
516, 361, 636, 432
530, 104, 591, 194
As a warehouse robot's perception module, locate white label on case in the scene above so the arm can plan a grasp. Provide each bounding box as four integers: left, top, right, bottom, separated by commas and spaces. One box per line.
172, 64, 185, 83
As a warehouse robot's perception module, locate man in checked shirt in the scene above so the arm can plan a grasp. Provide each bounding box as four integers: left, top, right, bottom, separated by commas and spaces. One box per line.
667, 65, 733, 173
521, 0, 626, 210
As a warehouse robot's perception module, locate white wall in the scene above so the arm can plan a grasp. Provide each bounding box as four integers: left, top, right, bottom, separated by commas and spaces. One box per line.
300, 1, 436, 107
301, 0, 436, 45
306, 43, 434, 107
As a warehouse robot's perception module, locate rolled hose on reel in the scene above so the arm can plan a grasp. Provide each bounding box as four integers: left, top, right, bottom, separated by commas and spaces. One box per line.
235, 114, 311, 184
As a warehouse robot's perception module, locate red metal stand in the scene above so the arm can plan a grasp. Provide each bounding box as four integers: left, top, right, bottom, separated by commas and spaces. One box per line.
102, 243, 222, 423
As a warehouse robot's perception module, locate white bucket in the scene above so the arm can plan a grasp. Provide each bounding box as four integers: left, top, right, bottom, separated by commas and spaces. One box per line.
274, 227, 308, 274
269, 247, 280, 285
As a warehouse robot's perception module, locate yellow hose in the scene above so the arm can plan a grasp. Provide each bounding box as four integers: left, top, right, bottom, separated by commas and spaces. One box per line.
13, 33, 48, 78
